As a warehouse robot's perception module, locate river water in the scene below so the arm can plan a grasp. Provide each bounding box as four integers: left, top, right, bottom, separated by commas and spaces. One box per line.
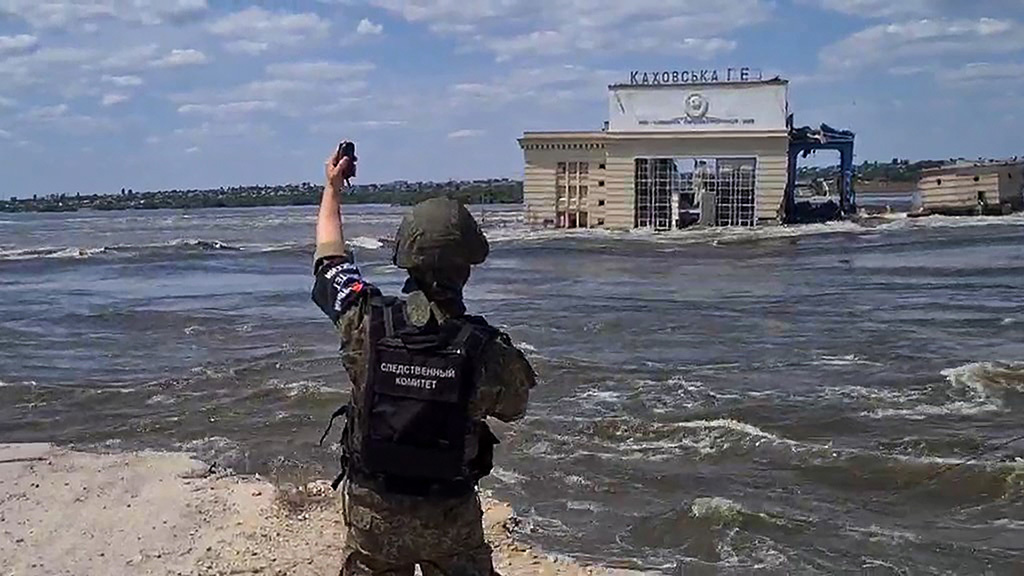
2, 205, 1023, 574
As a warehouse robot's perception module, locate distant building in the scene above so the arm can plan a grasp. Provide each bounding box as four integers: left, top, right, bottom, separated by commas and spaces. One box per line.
916, 160, 1024, 215
518, 73, 793, 230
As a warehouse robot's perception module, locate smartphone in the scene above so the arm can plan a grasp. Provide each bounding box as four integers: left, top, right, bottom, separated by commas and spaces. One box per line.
336, 140, 357, 183
336, 141, 356, 165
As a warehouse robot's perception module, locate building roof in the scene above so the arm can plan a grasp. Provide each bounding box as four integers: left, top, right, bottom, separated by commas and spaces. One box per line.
608, 78, 788, 90
920, 159, 1024, 177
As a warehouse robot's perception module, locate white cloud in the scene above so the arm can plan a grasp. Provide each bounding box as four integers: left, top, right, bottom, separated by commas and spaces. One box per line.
0, 34, 39, 56
95, 45, 208, 71
102, 75, 144, 87
102, 93, 130, 106
799, 0, 1022, 18
936, 62, 1024, 87
151, 49, 209, 69
96, 44, 160, 71
0, 0, 210, 30
173, 121, 274, 141
0, 1, 115, 29
209, 7, 330, 55
224, 40, 270, 55
359, 120, 406, 128
25, 104, 70, 120
169, 59, 374, 123
821, 18, 1024, 70
448, 129, 484, 139
19, 103, 116, 134
265, 61, 376, 81
450, 64, 618, 108
185, 146, 200, 154
149, 0, 209, 25
357, 18, 384, 35
178, 101, 278, 118
0, 47, 97, 88
371, 0, 769, 59
0, 129, 12, 139
0, 96, 16, 108
146, 136, 161, 145
797, 0, 936, 17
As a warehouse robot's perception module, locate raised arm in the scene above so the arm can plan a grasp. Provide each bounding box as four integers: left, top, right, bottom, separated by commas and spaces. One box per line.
312, 144, 373, 328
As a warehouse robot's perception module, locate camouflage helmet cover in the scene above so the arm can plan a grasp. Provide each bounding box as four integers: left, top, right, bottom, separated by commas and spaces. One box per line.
392, 197, 489, 270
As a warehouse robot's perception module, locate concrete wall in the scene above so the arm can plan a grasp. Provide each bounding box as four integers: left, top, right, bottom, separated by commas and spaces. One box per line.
603, 133, 790, 229
919, 173, 1001, 210
521, 138, 607, 227
999, 167, 1024, 208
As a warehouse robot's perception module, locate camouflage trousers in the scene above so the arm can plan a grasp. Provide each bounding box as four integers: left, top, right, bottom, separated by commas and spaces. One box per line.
339, 479, 496, 576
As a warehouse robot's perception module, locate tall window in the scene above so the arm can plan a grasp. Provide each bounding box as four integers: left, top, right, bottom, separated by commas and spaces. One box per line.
555, 160, 589, 228
635, 157, 757, 229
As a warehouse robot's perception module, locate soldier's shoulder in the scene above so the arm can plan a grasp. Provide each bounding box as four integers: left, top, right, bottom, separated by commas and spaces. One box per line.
477, 325, 536, 387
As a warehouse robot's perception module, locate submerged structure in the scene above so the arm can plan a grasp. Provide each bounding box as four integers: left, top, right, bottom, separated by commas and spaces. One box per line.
518, 72, 856, 230
914, 160, 1024, 216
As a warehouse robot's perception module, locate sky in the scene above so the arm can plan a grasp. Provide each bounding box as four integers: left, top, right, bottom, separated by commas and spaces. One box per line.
1, 0, 1023, 198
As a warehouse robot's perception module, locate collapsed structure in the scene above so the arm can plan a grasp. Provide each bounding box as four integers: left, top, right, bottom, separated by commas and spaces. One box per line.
914, 160, 1024, 216
518, 72, 856, 230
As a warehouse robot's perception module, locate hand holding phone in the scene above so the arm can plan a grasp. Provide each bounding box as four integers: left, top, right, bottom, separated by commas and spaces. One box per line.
327, 140, 357, 188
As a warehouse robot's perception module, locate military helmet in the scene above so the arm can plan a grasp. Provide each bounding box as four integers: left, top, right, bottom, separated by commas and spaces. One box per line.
392, 197, 489, 270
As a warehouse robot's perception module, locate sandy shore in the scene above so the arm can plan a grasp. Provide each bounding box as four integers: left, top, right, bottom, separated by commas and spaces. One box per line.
0, 444, 645, 576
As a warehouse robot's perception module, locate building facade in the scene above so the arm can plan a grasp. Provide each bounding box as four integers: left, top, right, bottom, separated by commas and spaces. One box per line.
916, 161, 1024, 215
519, 77, 792, 230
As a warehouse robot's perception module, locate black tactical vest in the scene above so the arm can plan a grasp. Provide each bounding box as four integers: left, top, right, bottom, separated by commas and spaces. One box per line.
321, 295, 499, 497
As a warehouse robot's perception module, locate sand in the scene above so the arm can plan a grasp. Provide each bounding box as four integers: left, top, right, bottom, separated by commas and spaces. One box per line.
0, 444, 645, 576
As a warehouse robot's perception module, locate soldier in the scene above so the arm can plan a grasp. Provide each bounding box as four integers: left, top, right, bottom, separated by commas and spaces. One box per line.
312, 144, 537, 575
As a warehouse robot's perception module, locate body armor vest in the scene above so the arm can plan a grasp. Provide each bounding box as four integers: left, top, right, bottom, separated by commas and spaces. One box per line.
321, 295, 499, 497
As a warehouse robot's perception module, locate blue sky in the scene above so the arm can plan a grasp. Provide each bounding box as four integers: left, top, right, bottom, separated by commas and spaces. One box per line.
1, 0, 1022, 198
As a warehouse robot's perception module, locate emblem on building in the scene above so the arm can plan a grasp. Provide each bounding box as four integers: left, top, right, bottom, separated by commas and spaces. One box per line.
684, 93, 709, 119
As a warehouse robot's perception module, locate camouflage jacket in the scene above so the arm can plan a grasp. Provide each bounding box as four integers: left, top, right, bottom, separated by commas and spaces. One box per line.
311, 240, 537, 478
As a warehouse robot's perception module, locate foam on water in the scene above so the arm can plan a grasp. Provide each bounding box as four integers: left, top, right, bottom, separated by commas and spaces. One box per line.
865, 362, 1023, 420
180, 436, 249, 472
516, 342, 538, 353
269, 379, 345, 397
841, 524, 922, 545
812, 354, 884, 367
676, 419, 800, 450
691, 497, 746, 524
0, 238, 245, 261
348, 236, 384, 250
145, 394, 177, 406
490, 466, 528, 486
880, 213, 1024, 231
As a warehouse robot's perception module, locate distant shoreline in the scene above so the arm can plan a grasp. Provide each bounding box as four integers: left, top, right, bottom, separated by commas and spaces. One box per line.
0, 180, 524, 214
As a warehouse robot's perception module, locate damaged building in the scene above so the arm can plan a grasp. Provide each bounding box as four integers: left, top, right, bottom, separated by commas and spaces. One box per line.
914, 160, 1024, 216
518, 73, 856, 230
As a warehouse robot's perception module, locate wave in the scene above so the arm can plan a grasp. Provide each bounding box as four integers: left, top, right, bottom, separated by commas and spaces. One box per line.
0, 238, 244, 262
0, 246, 112, 260
477, 211, 1024, 249
347, 236, 384, 250
690, 496, 747, 525
811, 354, 884, 367
490, 466, 528, 486
864, 361, 1023, 420
274, 379, 345, 398
0, 379, 36, 387
178, 436, 249, 473
0, 235, 394, 262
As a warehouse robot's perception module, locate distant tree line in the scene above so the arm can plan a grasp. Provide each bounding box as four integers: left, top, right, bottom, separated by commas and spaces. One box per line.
0, 179, 524, 213
798, 158, 947, 184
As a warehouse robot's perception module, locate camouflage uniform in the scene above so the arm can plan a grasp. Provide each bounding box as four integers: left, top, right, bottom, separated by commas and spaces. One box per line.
312, 204, 536, 575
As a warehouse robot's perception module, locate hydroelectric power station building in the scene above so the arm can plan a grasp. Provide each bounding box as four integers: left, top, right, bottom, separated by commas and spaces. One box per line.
518, 68, 856, 230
